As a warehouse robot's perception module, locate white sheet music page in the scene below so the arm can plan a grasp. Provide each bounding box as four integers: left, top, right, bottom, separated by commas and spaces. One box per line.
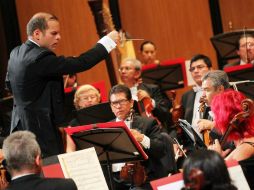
58, 147, 108, 190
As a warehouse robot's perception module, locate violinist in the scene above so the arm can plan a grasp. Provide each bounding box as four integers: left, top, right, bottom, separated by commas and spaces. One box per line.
118, 58, 173, 134
109, 84, 167, 190
209, 90, 254, 161
182, 149, 237, 190
181, 54, 212, 139
197, 70, 231, 146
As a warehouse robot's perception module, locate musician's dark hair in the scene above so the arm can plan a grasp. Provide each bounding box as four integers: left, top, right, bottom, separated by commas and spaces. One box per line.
182, 150, 237, 190
109, 84, 132, 101
140, 40, 156, 51
236, 33, 254, 50
190, 54, 212, 68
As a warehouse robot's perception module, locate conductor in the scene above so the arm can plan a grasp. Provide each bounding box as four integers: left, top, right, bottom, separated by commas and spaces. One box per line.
5, 12, 119, 158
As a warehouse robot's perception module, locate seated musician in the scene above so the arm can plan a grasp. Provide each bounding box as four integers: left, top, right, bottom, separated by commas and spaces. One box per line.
224, 34, 254, 68
181, 149, 237, 190
2, 131, 77, 190
209, 90, 254, 161
109, 84, 167, 190
181, 54, 212, 139
139, 40, 160, 66
197, 70, 231, 144
66, 84, 101, 152
118, 58, 173, 134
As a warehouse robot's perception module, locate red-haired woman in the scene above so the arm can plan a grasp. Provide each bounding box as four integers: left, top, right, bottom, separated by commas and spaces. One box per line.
209, 90, 254, 161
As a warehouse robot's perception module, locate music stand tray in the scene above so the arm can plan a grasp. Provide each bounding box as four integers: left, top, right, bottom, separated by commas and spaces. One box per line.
65, 122, 148, 190
75, 102, 115, 125
141, 58, 187, 91
178, 119, 206, 149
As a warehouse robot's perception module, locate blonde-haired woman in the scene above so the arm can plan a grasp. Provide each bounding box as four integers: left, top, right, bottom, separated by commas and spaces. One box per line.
66, 84, 101, 152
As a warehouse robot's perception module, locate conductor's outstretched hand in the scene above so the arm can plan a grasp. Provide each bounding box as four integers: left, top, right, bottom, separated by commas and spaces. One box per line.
107, 30, 120, 45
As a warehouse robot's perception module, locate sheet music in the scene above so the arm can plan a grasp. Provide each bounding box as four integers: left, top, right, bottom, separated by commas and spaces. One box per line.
58, 147, 108, 190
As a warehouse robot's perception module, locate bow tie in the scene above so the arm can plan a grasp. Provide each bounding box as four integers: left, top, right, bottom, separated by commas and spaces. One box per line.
193, 86, 202, 92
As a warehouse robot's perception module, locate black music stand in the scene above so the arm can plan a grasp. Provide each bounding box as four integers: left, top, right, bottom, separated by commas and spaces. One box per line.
210, 29, 254, 61
76, 102, 115, 125
225, 64, 254, 99
65, 122, 148, 190
141, 58, 186, 91
178, 119, 206, 149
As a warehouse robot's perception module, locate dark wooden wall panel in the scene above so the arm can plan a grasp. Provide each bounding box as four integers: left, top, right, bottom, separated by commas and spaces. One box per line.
220, 0, 254, 32
118, 0, 218, 102
15, 0, 111, 91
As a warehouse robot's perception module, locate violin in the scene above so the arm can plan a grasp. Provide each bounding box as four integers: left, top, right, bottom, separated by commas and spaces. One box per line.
220, 98, 254, 147
168, 90, 183, 133
198, 96, 211, 147
120, 162, 147, 187
136, 85, 161, 125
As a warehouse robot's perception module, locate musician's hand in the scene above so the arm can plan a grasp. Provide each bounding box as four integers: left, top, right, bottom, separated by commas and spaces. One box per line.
107, 30, 120, 45
197, 119, 214, 132
137, 90, 150, 100
130, 129, 144, 142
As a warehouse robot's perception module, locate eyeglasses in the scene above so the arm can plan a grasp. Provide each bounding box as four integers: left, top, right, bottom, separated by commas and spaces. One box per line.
239, 42, 254, 49
118, 66, 135, 72
189, 65, 207, 72
110, 99, 129, 107
79, 95, 97, 102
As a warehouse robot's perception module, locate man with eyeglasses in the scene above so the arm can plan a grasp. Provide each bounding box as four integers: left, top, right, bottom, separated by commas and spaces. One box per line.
118, 58, 173, 135
224, 34, 254, 68
181, 54, 212, 139
109, 84, 167, 190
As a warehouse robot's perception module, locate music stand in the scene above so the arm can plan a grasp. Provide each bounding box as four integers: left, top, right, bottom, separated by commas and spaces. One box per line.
178, 119, 206, 149
65, 121, 148, 190
75, 102, 115, 125
225, 64, 254, 99
210, 29, 254, 61
141, 58, 187, 91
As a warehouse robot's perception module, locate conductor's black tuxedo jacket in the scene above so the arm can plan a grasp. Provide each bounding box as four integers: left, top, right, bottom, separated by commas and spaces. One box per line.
5, 40, 108, 157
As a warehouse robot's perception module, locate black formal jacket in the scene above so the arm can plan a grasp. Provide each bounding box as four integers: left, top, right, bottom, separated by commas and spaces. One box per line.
6, 174, 77, 190
138, 83, 173, 131
181, 89, 196, 124
130, 115, 167, 180
5, 40, 108, 157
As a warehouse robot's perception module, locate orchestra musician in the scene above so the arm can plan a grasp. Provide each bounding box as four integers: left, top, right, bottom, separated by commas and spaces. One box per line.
181, 54, 212, 140
5, 12, 120, 158
224, 34, 254, 68
209, 90, 254, 161
197, 70, 231, 146
109, 84, 168, 190
118, 58, 173, 134
181, 149, 237, 190
65, 84, 101, 152
139, 41, 160, 66
2, 131, 78, 190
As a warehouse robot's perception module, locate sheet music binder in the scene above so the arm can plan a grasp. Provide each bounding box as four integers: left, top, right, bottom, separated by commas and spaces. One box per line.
178, 119, 206, 149
75, 102, 115, 125
65, 121, 148, 190
224, 64, 254, 99
65, 121, 148, 164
